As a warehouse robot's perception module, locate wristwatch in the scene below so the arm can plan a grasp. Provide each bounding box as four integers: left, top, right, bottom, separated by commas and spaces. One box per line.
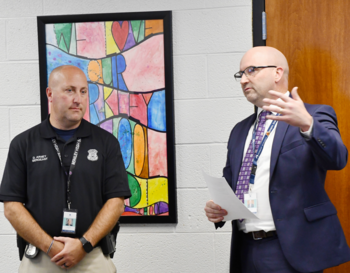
79, 237, 93, 253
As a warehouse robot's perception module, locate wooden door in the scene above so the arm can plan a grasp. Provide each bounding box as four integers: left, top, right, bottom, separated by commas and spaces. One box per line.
265, 1, 350, 272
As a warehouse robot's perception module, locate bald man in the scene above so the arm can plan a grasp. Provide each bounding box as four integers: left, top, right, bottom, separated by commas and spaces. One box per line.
0, 65, 131, 272
205, 47, 350, 273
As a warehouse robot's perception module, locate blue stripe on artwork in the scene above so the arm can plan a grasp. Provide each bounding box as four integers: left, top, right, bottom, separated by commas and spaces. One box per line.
88, 84, 99, 104
118, 119, 132, 168
118, 74, 128, 91
148, 90, 166, 132
89, 104, 99, 125
116, 54, 126, 73
111, 56, 118, 89
46, 45, 90, 82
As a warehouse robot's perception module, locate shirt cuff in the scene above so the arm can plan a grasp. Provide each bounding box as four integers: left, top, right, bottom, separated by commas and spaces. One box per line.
300, 118, 314, 140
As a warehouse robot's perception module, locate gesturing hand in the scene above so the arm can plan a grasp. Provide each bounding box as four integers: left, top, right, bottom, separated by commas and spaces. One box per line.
262, 87, 313, 132
51, 237, 86, 270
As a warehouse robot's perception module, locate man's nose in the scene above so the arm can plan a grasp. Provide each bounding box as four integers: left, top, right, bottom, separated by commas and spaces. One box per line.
73, 92, 82, 104
240, 73, 249, 84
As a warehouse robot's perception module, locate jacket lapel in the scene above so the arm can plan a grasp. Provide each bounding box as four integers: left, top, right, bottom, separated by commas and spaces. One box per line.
270, 120, 289, 179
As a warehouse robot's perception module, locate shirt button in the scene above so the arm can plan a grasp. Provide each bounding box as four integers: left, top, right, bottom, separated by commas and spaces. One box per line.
64, 154, 68, 158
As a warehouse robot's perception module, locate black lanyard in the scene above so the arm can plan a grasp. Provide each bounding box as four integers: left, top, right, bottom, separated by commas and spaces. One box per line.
52, 138, 81, 209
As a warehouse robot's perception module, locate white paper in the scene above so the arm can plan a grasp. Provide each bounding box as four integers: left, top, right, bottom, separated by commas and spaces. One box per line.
203, 171, 258, 221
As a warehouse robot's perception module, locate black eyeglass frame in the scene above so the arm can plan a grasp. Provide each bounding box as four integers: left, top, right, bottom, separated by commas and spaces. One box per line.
234, 66, 277, 81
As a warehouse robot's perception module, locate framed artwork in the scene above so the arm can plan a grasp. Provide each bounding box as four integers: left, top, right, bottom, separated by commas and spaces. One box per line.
37, 11, 177, 223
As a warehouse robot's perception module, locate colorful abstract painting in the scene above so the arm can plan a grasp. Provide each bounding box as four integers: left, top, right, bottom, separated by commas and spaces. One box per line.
38, 12, 176, 223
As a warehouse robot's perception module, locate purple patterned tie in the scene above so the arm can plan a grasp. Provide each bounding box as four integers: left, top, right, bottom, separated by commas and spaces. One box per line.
236, 111, 270, 202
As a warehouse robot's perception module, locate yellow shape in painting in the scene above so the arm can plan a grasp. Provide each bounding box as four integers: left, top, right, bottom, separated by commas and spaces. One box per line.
104, 102, 114, 118
88, 60, 103, 84
105, 21, 120, 54
134, 125, 145, 176
133, 177, 168, 208
148, 177, 168, 205
104, 86, 113, 100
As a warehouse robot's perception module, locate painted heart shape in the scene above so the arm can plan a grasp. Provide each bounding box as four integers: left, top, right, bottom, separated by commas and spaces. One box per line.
112, 21, 129, 51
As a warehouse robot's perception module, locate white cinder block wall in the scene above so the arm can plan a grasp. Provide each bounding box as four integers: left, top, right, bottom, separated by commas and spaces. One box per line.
0, 0, 254, 272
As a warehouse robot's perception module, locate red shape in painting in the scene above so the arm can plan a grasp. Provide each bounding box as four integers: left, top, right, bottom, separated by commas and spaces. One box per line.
118, 91, 130, 115
148, 129, 167, 177
142, 93, 153, 105
130, 94, 147, 126
106, 89, 119, 116
112, 21, 129, 51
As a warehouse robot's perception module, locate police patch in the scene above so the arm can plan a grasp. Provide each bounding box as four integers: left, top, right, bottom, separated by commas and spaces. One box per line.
87, 149, 98, 161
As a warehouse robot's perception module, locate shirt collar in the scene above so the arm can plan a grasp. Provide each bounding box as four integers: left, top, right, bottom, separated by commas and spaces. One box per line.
39, 115, 91, 139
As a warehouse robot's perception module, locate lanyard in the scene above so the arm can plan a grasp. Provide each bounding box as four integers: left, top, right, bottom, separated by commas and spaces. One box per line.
249, 113, 280, 187
52, 138, 81, 209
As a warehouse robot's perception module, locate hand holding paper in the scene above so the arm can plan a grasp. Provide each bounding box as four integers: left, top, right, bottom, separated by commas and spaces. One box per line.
203, 171, 258, 221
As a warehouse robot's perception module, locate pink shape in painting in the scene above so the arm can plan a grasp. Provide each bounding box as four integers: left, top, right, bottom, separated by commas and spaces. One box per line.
122, 35, 165, 92
148, 129, 167, 177
118, 91, 130, 115
76, 22, 106, 58
130, 94, 147, 126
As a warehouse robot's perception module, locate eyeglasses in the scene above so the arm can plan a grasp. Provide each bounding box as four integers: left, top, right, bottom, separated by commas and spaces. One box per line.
234, 66, 277, 81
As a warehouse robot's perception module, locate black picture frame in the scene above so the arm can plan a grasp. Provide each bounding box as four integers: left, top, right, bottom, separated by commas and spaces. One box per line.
37, 11, 177, 224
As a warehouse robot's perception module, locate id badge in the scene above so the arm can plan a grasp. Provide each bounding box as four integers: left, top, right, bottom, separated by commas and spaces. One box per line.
62, 209, 78, 234
244, 193, 258, 213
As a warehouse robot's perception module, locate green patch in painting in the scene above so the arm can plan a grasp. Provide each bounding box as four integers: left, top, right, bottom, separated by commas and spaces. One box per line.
102, 57, 112, 85
128, 174, 141, 207
131, 21, 141, 41
137, 21, 145, 43
54, 23, 72, 53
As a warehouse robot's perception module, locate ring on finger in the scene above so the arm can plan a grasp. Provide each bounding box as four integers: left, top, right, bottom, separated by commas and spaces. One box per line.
279, 108, 284, 115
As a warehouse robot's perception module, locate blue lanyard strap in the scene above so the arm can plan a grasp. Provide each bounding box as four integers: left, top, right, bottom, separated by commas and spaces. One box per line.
249, 113, 280, 185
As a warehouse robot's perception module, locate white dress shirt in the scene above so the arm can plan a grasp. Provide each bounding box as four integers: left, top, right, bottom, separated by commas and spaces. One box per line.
237, 91, 313, 233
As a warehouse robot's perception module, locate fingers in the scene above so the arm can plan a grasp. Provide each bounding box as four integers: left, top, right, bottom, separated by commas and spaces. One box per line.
204, 200, 227, 223
290, 87, 300, 100
51, 251, 64, 263
267, 90, 292, 102
53, 236, 66, 243
61, 263, 72, 270
206, 200, 221, 210
207, 216, 225, 223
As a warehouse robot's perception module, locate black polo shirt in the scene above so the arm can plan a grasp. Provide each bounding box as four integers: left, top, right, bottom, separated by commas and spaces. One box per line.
0, 117, 131, 238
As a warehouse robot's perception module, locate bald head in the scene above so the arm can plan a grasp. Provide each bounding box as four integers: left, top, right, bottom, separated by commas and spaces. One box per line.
48, 65, 87, 89
46, 65, 88, 130
239, 47, 289, 107
241, 46, 289, 81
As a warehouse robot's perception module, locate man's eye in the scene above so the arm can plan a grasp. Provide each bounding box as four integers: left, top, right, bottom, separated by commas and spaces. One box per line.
66, 89, 72, 92
247, 67, 255, 74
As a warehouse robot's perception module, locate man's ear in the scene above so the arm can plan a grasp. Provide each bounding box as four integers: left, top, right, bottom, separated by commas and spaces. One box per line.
46, 87, 53, 103
274, 67, 284, 83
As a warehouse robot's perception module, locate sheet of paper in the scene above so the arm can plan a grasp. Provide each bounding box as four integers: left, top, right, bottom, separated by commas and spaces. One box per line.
203, 171, 258, 221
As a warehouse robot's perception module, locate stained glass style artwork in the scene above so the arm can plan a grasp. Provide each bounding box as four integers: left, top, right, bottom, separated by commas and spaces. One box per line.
38, 12, 176, 223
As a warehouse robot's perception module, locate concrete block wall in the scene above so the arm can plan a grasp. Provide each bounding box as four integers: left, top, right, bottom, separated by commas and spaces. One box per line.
0, 0, 254, 272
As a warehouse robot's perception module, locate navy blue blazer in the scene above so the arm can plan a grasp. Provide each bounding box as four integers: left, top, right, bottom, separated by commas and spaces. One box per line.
219, 103, 350, 272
